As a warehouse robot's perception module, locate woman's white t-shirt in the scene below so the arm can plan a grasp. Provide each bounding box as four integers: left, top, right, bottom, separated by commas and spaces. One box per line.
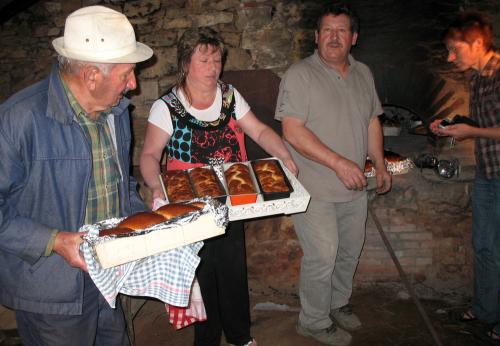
148, 85, 251, 136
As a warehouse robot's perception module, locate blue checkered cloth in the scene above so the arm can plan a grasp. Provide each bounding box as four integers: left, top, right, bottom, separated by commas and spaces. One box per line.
81, 225, 203, 308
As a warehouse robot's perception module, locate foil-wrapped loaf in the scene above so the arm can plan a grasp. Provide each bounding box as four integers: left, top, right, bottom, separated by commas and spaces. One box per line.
82, 198, 228, 268
80, 198, 228, 308
364, 150, 414, 178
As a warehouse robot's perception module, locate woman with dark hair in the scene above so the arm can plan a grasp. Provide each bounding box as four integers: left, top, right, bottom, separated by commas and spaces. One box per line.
140, 27, 297, 346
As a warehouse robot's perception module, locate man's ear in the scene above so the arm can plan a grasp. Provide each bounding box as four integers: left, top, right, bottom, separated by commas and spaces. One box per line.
82, 65, 99, 91
352, 32, 358, 46
472, 37, 485, 52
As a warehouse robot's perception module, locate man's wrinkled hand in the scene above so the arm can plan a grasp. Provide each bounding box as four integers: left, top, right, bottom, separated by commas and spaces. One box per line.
53, 231, 88, 272
334, 157, 367, 191
375, 168, 392, 194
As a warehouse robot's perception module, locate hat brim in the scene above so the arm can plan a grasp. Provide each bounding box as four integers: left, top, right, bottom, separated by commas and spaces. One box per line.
52, 37, 153, 64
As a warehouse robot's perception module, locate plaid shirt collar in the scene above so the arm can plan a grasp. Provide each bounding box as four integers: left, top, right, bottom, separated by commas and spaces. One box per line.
60, 73, 121, 224
473, 51, 499, 78
59, 73, 111, 123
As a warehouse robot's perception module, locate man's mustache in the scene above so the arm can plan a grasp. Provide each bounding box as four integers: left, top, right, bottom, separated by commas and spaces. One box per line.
327, 41, 342, 47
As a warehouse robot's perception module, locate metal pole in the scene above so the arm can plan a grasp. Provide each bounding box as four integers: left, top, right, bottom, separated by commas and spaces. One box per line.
368, 205, 444, 346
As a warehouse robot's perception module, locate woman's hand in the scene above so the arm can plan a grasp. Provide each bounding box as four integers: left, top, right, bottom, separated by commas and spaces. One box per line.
281, 157, 298, 177
152, 188, 166, 201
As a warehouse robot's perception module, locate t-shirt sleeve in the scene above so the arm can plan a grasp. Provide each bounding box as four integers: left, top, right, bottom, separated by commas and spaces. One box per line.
368, 69, 383, 118
148, 99, 173, 135
233, 88, 251, 120
274, 65, 310, 122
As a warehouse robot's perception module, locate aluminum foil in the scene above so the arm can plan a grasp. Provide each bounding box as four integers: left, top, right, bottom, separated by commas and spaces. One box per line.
364, 157, 414, 178
387, 157, 414, 175
82, 198, 229, 248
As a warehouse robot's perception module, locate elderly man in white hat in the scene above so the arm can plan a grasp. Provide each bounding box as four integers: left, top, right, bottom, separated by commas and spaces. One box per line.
0, 6, 152, 345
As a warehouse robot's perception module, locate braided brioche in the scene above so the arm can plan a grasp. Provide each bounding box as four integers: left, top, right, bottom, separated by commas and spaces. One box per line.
164, 170, 195, 203
224, 163, 256, 195
252, 160, 289, 193
189, 167, 225, 198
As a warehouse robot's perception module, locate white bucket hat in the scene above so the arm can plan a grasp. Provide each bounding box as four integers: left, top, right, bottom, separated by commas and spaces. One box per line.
52, 5, 153, 63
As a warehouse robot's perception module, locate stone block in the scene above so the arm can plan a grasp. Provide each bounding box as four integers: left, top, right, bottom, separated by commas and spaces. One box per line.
164, 17, 193, 29
131, 104, 154, 120
159, 75, 178, 91
143, 30, 177, 48
224, 48, 253, 71
235, 6, 273, 30
400, 241, 422, 249
395, 248, 432, 258
388, 225, 418, 233
358, 258, 384, 266
140, 48, 177, 79
416, 258, 432, 266
186, 0, 211, 11
418, 240, 437, 249
47, 27, 61, 36
363, 250, 391, 259
124, 0, 161, 17
44, 2, 62, 13
241, 28, 292, 69
130, 79, 159, 105
220, 32, 240, 47
34, 25, 49, 38
165, 8, 189, 19
398, 232, 433, 241
210, 0, 240, 11
192, 12, 234, 27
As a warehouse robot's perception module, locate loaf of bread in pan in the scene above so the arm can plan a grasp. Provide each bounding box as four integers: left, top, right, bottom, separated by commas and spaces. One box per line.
188, 167, 225, 198
252, 160, 289, 193
224, 163, 256, 195
164, 170, 195, 203
99, 202, 205, 237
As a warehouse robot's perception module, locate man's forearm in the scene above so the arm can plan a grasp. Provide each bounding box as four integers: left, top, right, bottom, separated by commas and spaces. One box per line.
367, 116, 385, 170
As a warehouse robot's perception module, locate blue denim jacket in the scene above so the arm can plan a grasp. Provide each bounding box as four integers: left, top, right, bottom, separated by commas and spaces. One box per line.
0, 64, 147, 314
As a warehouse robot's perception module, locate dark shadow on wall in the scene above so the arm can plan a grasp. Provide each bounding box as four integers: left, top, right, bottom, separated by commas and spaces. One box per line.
221, 69, 283, 161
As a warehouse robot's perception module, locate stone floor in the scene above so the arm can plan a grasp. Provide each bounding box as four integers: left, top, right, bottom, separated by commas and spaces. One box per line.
1, 284, 497, 346
132, 284, 496, 346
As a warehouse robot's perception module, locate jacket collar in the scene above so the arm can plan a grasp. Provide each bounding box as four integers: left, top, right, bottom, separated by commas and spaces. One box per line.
45, 63, 130, 124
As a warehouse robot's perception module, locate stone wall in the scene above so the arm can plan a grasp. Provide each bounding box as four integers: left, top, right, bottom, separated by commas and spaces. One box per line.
1, 0, 499, 296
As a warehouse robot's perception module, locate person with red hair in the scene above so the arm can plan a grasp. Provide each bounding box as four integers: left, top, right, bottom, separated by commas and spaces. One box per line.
430, 11, 499, 342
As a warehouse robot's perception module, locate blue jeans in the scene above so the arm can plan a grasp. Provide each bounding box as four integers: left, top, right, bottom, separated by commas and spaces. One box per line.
15, 273, 130, 346
472, 177, 500, 324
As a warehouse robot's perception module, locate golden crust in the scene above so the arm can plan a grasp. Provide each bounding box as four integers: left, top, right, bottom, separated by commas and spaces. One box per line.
164, 170, 195, 202
189, 167, 224, 197
155, 203, 200, 220
117, 212, 167, 230
252, 160, 289, 193
224, 163, 256, 195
